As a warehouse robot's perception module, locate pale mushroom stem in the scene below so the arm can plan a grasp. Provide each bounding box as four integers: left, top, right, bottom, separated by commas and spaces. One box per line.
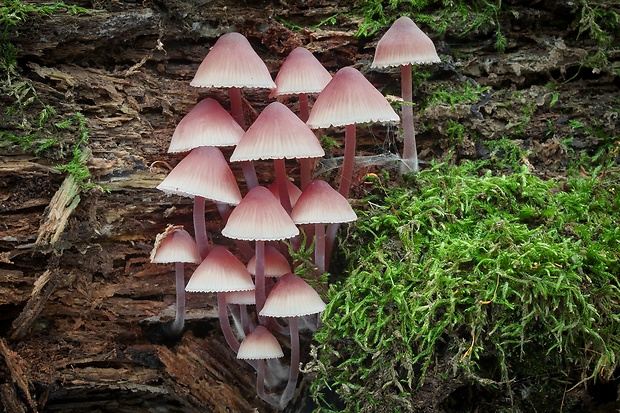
315, 223, 326, 275
193, 196, 209, 260
324, 222, 340, 273
255, 240, 267, 323
230, 86, 259, 189
257, 359, 280, 407
217, 292, 240, 353
299, 92, 313, 190
279, 317, 300, 408
274, 159, 293, 215
169, 261, 186, 335
339, 124, 357, 198
400, 63, 418, 173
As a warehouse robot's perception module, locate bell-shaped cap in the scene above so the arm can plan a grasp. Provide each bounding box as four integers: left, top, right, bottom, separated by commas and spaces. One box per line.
291, 179, 357, 225
190, 32, 276, 90
270, 47, 332, 97
306, 67, 399, 128
237, 325, 284, 360
150, 225, 202, 264
156, 146, 242, 205
247, 245, 292, 278
371, 16, 441, 68
230, 102, 324, 162
168, 98, 244, 152
185, 246, 255, 293
222, 186, 299, 241
259, 272, 326, 318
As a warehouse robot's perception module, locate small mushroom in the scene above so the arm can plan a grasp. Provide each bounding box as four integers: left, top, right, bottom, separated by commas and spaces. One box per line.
150, 225, 201, 336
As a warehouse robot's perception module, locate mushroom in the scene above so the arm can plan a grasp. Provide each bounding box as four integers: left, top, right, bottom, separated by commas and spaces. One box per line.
237, 325, 284, 406
156, 146, 242, 260
259, 272, 327, 408
150, 225, 201, 336
190, 32, 277, 189
221, 186, 299, 319
306, 66, 399, 199
185, 245, 255, 353
167, 98, 244, 153
226, 289, 256, 336
371, 16, 440, 173
230, 102, 324, 215
291, 179, 357, 276
270, 47, 333, 188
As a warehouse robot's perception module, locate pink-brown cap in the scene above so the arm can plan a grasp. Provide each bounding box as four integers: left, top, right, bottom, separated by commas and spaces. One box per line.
306, 66, 400, 128
222, 186, 299, 241
371, 16, 441, 68
259, 272, 326, 318
268, 180, 302, 208
150, 225, 202, 264
247, 245, 292, 278
270, 47, 332, 97
225, 289, 256, 305
156, 146, 242, 205
190, 32, 276, 90
291, 179, 357, 225
230, 102, 324, 162
185, 246, 255, 293
237, 325, 284, 360
168, 98, 244, 153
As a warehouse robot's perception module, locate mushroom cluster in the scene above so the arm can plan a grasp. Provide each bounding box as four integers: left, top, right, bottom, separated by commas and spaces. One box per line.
149, 20, 439, 409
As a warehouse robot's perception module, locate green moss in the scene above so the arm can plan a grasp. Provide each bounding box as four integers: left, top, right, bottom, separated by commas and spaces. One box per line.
309, 155, 620, 411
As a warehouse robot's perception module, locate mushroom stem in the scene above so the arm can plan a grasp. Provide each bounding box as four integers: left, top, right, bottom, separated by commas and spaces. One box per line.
279, 317, 300, 408
274, 159, 293, 215
169, 261, 186, 335
255, 240, 267, 323
193, 196, 209, 260
400, 63, 418, 173
339, 124, 357, 198
298, 92, 310, 123
217, 292, 240, 353
229, 87, 259, 189
324, 221, 340, 273
299, 93, 314, 190
257, 359, 280, 407
315, 223, 326, 276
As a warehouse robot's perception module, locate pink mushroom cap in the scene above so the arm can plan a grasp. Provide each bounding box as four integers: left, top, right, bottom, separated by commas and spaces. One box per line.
237, 325, 284, 360
168, 98, 244, 153
270, 47, 332, 97
306, 66, 400, 128
371, 16, 441, 68
259, 272, 326, 318
291, 179, 357, 225
190, 32, 276, 90
185, 246, 255, 293
246, 244, 292, 278
230, 102, 324, 162
156, 146, 242, 205
222, 186, 299, 241
150, 225, 202, 264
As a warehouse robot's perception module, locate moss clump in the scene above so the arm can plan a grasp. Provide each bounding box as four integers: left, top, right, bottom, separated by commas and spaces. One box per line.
309, 155, 620, 412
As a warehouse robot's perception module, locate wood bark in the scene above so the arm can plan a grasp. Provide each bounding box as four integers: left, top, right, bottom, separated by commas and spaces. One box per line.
1, 0, 618, 412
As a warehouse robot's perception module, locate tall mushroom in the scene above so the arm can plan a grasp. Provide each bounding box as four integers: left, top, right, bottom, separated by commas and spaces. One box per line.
185, 245, 255, 353
371, 16, 441, 173
190, 32, 277, 189
230, 102, 324, 215
150, 225, 201, 336
260, 272, 327, 408
291, 179, 357, 276
221, 186, 299, 319
156, 146, 242, 260
270, 47, 333, 188
306, 66, 399, 199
